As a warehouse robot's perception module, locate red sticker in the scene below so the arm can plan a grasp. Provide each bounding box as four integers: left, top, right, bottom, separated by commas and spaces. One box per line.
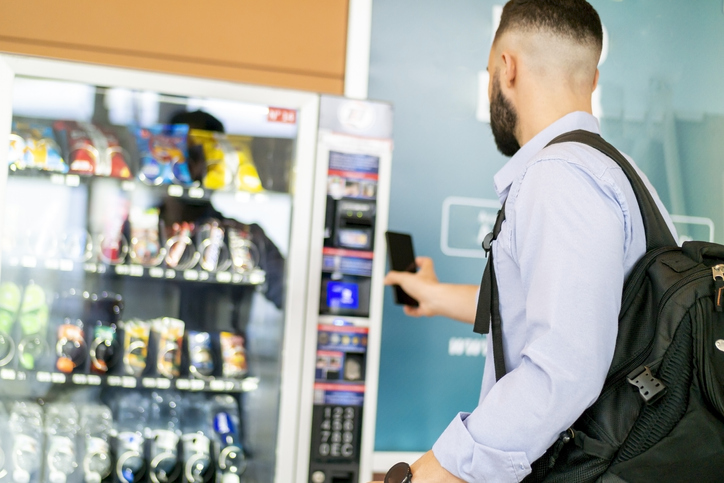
268, 107, 297, 124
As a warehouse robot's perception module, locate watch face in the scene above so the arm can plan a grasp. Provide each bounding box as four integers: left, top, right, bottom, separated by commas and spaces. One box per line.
384, 462, 412, 483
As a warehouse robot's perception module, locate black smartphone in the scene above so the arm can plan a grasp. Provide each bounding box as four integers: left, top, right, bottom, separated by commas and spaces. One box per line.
385, 231, 419, 307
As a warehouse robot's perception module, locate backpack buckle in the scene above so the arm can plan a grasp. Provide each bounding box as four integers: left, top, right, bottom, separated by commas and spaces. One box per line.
627, 365, 667, 404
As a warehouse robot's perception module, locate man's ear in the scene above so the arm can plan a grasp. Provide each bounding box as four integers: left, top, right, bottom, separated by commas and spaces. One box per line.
501, 51, 517, 88
592, 68, 600, 92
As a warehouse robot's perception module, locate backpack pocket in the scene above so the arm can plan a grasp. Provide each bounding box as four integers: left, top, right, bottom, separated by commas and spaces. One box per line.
694, 298, 724, 416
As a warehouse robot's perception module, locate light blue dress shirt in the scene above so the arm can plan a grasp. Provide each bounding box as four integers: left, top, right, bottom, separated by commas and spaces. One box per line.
432, 112, 676, 482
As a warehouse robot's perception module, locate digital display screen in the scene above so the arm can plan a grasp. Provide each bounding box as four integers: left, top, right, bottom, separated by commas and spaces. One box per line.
338, 229, 370, 249
326, 282, 360, 310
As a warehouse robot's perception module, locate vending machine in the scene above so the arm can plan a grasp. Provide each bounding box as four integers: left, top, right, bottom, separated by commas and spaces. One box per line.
0, 54, 394, 483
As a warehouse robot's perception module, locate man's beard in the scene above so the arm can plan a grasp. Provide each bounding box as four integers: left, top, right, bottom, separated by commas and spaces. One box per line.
490, 73, 521, 157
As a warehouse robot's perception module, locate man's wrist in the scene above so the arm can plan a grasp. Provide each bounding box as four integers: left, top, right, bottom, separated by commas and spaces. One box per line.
383, 462, 412, 483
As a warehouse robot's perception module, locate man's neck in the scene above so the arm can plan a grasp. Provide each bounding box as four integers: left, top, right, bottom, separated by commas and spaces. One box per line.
516, 96, 593, 147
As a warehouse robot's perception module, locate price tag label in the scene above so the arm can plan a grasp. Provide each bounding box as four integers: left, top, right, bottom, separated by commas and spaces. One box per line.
44, 259, 60, 270
108, 376, 122, 387
122, 376, 137, 388
87, 375, 102, 385
168, 185, 184, 197
51, 373, 67, 384
149, 267, 164, 278
65, 175, 81, 187
72, 374, 88, 385
199, 271, 210, 281
249, 271, 266, 285
183, 270, 199, 281
115, 265, 130, 275
59, 259, 74, 272
216, 272, 232, 283
142, 378, 157, 388
209, 380, 225, 392
1, 369, 17, 380
129, 265, 144, 277
97, 264, 107, 274
50, 174, 65, 185
156, 378, 171, 389
166, 269, 177, 279
176, 379, 191, 390
21, 256, 37, 268
232, 273, 243, 284
36, 371, 51, 382
188, 187, 205, 199
190, 380, 206, 391
84, 263, 98, 273
121, 181, 136, 192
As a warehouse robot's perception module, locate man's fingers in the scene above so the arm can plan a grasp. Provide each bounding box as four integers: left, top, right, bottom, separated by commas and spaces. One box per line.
384, 270, 413, 286
416, 256, 433, 270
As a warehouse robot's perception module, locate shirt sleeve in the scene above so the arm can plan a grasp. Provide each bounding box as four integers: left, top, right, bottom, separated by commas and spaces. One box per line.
433, 158, 627, 482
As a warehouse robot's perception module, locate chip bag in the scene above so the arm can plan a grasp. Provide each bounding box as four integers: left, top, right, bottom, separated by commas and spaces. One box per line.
135, 124, 192, 186
225, 135, 263, 193
9, 119, 67, 172
54, 121, 132, 178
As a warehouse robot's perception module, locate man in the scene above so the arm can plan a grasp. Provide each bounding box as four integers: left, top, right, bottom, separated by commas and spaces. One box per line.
377, 0, 676, 481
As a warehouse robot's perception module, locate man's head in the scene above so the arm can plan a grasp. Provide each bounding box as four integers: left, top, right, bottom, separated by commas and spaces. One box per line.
488, 0, 603, 156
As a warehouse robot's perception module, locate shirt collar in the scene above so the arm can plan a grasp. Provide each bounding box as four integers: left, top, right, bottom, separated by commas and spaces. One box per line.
493, 111, 601, 203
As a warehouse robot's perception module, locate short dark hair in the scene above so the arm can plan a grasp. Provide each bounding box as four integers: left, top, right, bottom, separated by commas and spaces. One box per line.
495, 0, 603, 50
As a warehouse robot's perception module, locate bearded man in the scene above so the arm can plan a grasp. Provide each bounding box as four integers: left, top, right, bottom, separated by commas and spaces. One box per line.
378, 0, 675, 481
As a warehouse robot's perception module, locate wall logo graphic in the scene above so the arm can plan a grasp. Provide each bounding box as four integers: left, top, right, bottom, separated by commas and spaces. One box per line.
441, 196, 501, 259
448, 336, 487, 357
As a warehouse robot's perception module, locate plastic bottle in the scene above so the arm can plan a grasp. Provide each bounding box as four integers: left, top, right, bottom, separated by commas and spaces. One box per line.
180, 395, 213, 483
80, 405, 113, 483
44, 403, 80, 483
148, 392, 181, 483
9, 401, 44, 483
114, 392, 149, 483
211, 396, 246, 483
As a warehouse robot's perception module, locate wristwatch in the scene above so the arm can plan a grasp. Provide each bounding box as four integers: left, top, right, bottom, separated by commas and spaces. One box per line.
384, 462, 412, 483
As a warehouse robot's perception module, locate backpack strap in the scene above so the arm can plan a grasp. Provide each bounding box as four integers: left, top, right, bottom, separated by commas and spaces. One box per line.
547, 130, 677, 250
472, 130, 676, 381
473, 203, 507, 381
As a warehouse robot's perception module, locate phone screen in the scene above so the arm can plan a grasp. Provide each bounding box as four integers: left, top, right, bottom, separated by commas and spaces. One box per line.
385, 231, 419, 307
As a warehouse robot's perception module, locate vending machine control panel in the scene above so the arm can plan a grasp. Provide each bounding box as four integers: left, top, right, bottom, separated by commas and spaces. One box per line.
306, 96, 393, 483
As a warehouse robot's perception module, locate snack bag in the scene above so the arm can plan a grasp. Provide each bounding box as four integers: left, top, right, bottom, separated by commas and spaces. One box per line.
54, 121, 132, 178
134, 124, 192, 186
225, 135, 263, 193
220, 332, 247, 378
153, 317, 185, 378
189, 129, 229, 190
122, 319, 151, 377
9, 119, 67, 172
187, 331, 214, 379
129, 207, 164, 267
55, 319, 86, 374
89, 324, 119, 374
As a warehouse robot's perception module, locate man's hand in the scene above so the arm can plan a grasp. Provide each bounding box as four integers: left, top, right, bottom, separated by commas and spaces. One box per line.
368, 451, 465, 483
384, 257, 479, 324
384, 257, 440, 317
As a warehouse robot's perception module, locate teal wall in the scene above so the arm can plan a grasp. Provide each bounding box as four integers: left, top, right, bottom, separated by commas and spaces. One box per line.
369, 0, 724, 452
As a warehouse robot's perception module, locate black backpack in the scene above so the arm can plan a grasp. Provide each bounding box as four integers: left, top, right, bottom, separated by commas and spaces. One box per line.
474, 130, 724, 482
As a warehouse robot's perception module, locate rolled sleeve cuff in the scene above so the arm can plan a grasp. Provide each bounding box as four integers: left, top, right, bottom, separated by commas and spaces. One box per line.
432, 412, 532, 483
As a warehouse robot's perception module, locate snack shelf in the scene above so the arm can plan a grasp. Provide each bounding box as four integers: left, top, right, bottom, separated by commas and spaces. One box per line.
7, 167, 283, 203
3, 255, 266, 285
0, 367, 258, 393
